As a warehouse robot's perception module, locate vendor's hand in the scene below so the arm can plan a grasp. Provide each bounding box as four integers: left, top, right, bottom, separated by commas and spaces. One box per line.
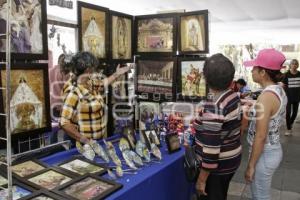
245, 165, 255, 183
115, 64, 133, 76
79, 136, 90, 144
196, 176, 207, 196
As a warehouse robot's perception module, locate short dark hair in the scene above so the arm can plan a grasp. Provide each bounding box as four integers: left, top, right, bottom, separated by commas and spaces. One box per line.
203, 53, 235, 91
236, 78, 247, 86
257, 67, 283, 83
70, 51, 99, 76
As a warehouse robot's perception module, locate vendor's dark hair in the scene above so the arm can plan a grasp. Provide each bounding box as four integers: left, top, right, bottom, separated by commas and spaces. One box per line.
257, 67, 283, 83
62, 51, 99, 83
203, 53, 235, 91
236, 78, 247, 86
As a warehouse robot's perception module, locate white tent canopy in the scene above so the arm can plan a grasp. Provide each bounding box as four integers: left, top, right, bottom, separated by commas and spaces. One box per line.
47, 0, 300, 44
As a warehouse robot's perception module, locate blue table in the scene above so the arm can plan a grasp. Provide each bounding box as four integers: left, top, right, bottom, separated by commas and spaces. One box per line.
41, 139, 193, 200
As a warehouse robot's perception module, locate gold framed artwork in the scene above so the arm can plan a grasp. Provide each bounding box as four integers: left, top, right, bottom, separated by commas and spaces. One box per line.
0, 0, 48, 60
0, 64, 51, 140
78, 1, 109, 59
179, 10, 209, 54
111, 11, 133, 61
135, 13, 177, 56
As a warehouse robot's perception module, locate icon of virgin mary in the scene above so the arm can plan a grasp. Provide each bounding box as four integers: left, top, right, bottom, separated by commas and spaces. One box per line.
10, 76, 43, 133
83, 17, 105, 58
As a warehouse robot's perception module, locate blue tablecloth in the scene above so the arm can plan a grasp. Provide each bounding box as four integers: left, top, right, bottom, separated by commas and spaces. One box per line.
40, 138, 193, 200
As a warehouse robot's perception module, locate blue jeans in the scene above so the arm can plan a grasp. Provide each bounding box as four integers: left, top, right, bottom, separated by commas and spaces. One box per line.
250, 144, 282, 200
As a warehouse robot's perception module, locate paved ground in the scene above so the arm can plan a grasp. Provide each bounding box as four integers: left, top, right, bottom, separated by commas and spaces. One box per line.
228, 118, 300, 200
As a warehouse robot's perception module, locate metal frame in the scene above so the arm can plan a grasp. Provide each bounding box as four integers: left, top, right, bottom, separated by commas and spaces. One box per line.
0, 0, 13, 199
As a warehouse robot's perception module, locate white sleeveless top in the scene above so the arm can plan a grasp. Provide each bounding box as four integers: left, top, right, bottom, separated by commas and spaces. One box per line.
247, 85, 287, 146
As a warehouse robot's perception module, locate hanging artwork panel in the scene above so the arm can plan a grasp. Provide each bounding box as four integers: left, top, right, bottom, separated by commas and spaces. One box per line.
177, 57, 208, 101
0, 63, 51, 140
0, 0, 48, 60
78, 1, 109, 60
110, 11, 133, 61
134, 13, 177, 56
179, 10, 209, 54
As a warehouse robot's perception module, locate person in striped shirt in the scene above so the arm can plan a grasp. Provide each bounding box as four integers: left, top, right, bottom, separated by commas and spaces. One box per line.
282, 59, 300, 136
194, 54, 242, 200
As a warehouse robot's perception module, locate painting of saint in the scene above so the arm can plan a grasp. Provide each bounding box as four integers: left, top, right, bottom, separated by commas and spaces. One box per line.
80, 3, 107, 59
181, 61, 206, 97
0, 0, 47, 59
0, 67, 50, 135
180, 14, 206, 52
12, 160, 45, 177
112, 16, 132, 59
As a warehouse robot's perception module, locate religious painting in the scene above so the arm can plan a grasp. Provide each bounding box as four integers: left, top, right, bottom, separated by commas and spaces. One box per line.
137, 58, 176, 97
0, 0, 48, 60
139, 101, 160, 131
78, 1, 109, 59
54, 174, 123, 200
111, 11, 133, 61
11, 159, 47, 178
166, 133, 181, 153
177, 57, 207, 101
135, 13, 177, 55
26, 167, 74, 190
20, 190, 65, 200
0, 64, 51, 140
179, 10, 209, 54
57, 156, 106, 176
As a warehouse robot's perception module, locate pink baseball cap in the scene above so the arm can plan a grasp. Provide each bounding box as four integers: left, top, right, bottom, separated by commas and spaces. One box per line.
243, 48, 286, 70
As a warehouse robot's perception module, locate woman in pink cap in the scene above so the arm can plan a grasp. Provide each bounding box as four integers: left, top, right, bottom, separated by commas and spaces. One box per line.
243, 49, 287, 200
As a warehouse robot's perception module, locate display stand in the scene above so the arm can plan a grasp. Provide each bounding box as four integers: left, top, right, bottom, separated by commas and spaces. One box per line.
0, 0, 13, 199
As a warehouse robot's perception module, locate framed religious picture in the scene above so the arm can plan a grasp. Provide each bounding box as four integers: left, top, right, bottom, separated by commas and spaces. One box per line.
0, 0, 48, 60
136, 57, 177, 100
0, 180, 35, 200
57, 156, 107, 176
54, 174, 123, 200
178, 10, 209, 54
166, 133, 181, 153
141, 130, 161, 150
110, 11, 133, 61
177, 57, 208, 101
0, 64, 51, 140
10, 159, 48, 179
138, 101, 160, 131
134, 13, 177, 56
78, 1, 109, 60
24, 167, 75, 190
121, 126, 136, 150
19, 190, 65, 200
